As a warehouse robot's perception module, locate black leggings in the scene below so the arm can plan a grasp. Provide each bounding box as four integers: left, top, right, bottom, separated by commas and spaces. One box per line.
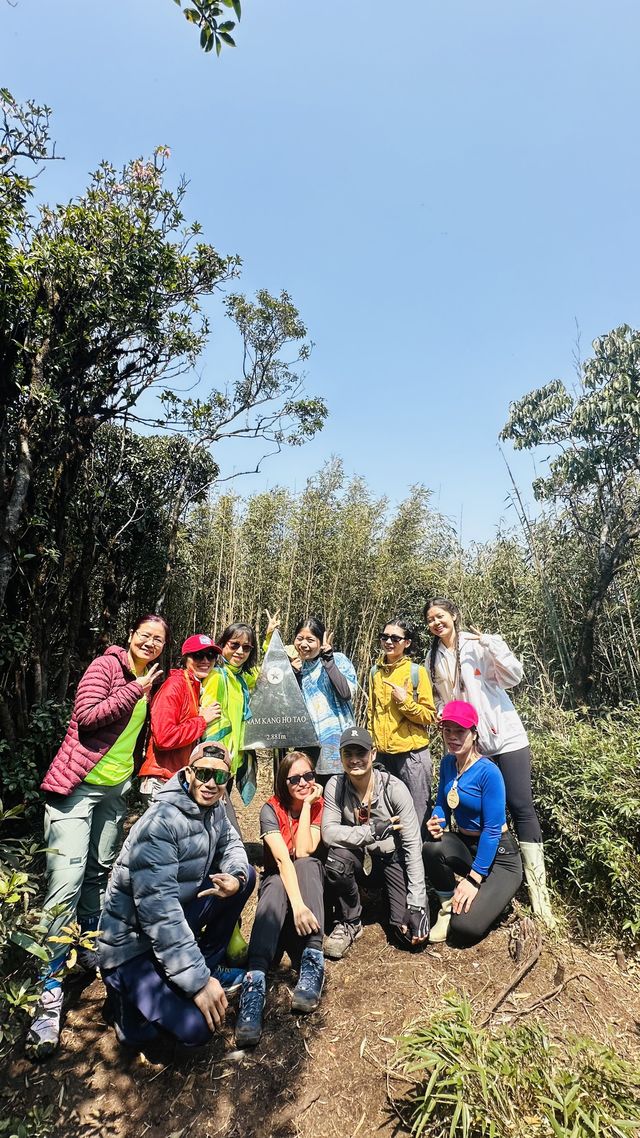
324, 845, 409, 931
494, 745, 542, 843
423, 831, 523, 944
247, 857, 324, 973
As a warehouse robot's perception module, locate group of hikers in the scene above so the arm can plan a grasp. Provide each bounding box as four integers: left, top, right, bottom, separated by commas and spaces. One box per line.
26, 599, 555, 1059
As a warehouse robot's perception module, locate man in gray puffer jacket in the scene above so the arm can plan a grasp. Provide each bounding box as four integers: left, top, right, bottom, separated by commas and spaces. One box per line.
99, 742, 255, 1049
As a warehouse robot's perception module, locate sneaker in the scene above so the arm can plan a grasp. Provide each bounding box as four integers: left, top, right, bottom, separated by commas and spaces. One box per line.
291, 948, 324, 1013
235, 970, 266, 1047
210, 965, 245, 994
25, 985, 63, 1059
323, 921, 363, 960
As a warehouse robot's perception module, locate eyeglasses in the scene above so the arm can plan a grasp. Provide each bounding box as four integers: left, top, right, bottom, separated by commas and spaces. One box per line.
379, 633, 406, 644
227, 641, 252, 653
191, 649, 217, 661
286, 771, 316, 787
191, 766, 229, 785
135, 632, 166, 647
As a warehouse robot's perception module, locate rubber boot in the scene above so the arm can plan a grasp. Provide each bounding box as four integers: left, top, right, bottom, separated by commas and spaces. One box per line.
235, 971, 266, 1047
520, 842, 557, 929
226, 921, 249, 966
428, 895, 453, 943
291, 948, 324, 1013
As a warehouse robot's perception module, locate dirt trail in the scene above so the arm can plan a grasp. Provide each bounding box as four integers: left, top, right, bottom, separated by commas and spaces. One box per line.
5, 765, 640, 1138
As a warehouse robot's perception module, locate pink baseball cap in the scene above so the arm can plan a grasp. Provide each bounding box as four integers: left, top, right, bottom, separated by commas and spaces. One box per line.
181, 634, 221, 657
440, 700, 479, 729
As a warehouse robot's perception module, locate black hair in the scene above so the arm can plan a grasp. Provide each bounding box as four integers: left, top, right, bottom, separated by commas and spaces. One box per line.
424, 597, 465, 694
380, 616, 421, 660
130, 613, 170, 642
293, 616, 325, 642
217, 622, 258, 673
275, 750, 316, 809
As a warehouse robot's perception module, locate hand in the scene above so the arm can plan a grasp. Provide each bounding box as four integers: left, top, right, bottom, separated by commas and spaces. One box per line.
193, 976, 227, 1032
467, 625, 483, 641
383, 680, 409, 705
401, 906, 430, 945
293, 903, 321, 937
201, 700, 222, 725
304, 782, 323, 805
197, 873, 240, 899
265, 609, 281, 636
137, 663, 163, 696
372, 816, 402, 841
320, 629, 334, 654
290, 655, 302, 672
426, 815, 445, 840
452, 876, 480, 915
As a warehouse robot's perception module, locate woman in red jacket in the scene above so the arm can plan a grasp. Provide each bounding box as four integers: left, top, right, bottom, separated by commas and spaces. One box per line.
28, 614, 168, 1059
138, 633, 222, 805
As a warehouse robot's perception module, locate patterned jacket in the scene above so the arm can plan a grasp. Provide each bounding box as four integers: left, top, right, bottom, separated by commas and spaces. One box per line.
41, 647, 146, 796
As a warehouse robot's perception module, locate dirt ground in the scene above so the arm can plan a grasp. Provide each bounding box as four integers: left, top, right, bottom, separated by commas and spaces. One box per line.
4, 763, 640, 1138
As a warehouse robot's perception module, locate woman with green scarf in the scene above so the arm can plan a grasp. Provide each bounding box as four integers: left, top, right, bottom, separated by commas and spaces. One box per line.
201, 615, 279, 821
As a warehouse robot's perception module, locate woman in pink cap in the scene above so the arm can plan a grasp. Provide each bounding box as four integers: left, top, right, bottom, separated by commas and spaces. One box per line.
139, 633, 222, 805
423, 700, 523, 944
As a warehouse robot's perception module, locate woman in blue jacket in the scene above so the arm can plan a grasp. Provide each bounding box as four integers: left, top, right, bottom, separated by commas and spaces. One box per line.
423, 700, 523, 944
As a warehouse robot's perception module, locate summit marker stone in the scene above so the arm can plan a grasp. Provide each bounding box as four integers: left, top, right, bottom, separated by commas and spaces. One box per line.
243, 630, 319, 750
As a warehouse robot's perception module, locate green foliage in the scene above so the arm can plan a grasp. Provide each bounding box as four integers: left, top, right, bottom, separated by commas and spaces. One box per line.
395, 993, 640, 1138
525, 704, 640, 940
174, 0, 241, 54
501, 326, 640, 704
0, 700, 70, 803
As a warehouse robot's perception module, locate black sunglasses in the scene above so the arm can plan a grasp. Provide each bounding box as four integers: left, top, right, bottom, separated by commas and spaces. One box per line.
192, 649, 217, 662
379, 633, 406, 644
286, 770, 316, 787
191, 766, 228, 785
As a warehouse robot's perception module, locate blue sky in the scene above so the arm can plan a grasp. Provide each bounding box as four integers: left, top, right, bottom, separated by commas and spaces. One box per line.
3, 0, 639, 541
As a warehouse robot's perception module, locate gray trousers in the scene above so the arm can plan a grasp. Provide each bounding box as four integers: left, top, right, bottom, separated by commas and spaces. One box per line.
43, 779, 131, 944
247, 857, 325, 973
376, 747, 432, 831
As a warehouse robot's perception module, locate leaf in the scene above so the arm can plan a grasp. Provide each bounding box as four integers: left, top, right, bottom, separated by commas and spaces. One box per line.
10, 931, 50, 962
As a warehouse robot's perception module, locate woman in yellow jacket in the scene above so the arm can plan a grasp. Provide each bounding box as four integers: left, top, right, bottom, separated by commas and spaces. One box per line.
368, 616, 436, 833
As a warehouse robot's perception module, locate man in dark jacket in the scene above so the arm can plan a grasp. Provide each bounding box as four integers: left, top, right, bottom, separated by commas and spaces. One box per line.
99, 742, 255, 1049
322, 726, 429, 959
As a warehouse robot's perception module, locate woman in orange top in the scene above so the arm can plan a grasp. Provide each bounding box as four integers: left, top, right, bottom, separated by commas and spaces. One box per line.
139, 634, 221, 805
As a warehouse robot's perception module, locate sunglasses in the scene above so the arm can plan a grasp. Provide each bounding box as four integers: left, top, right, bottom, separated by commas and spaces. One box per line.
357, 804, 370, 824
191, 766, 229, 785
286, 770, 316, 787
191, 649, 217, 662
227, 640, 252, 653
379, 633, 406, 644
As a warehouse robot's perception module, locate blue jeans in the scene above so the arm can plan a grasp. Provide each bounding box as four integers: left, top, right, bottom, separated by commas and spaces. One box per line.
103, 868, 256, 1047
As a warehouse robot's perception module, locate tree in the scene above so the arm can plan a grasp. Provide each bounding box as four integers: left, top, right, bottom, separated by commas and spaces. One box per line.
0, 92, 327, 787
501, 325, 640, 705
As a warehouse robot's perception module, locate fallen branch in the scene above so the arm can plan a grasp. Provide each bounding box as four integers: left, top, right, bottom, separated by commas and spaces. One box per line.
478, 938, 543, 1027
506, 971, 591, 1022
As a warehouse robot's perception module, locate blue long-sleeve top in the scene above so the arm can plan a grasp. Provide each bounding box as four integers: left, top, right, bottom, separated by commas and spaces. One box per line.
431, 755, 507, 878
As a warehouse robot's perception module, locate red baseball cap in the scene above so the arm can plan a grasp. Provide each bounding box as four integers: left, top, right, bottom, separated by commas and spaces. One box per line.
440, 700, 479, 729
181, 634, 221, 657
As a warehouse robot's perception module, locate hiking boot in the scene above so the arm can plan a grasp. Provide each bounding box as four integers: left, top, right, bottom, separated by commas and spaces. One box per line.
323, 921, 363, 960
291, 948, 324, 1013
25, 985, 63, 1059
210, 965, 245, 995
235, 970, 266, 1047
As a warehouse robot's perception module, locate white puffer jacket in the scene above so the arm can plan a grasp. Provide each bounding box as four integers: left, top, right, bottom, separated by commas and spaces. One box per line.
428, 632, 528, 756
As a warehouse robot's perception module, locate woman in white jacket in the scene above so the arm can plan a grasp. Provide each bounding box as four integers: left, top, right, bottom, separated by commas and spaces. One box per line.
424, 596, 555, 927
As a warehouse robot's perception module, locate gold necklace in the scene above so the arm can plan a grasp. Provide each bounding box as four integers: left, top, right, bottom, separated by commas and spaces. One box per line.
446, 751, 478, 809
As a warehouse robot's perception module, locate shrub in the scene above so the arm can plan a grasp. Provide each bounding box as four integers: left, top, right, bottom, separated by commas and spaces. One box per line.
394, 993, 640, 1138
523, 704, 640, 941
